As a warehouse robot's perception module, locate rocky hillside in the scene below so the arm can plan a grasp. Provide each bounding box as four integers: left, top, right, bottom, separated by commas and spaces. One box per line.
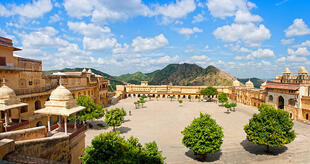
238, 78, 265, 88
116, 63, 236, 86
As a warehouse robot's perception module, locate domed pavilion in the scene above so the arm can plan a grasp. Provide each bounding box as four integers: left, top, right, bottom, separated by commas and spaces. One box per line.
35, 82, 85, 135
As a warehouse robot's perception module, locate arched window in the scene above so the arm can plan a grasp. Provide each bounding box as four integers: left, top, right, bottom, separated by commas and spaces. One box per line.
268, 95, 273, 102
278, 96, 284, 109
36, 121, 43, 127
35, 100, 41, 110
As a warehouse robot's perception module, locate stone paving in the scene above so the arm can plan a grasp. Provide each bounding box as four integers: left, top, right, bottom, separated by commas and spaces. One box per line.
85, 98, 310, 164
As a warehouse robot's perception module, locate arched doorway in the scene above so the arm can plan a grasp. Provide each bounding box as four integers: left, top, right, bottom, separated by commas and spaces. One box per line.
278, 96, 284, 109
36, 121, 43, 127
268, 95, 273, 102
306, 113, 309, 120
35, 100, 41, 110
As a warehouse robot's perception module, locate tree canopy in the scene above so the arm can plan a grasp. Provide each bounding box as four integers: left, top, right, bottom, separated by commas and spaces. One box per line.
181, 113, 224, 160
200, 86, 218, 98
80, 131, 165, 164
244, 104, 296, 152
104, 108, 125, 131
70, 95, 104, 123
218, 93, 228, 104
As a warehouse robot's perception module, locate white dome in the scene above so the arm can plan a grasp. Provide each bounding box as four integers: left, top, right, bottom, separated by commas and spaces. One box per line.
298, 66, 308, 74
87, 69, 92, 74
233, 79, 240, 87
82, 68, 87, 73
50, 85, 73, 101
0, 85, 16, 99
246, 80, 254, 88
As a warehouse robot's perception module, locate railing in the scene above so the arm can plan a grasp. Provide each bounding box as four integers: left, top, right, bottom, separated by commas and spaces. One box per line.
15, 83, 58, 95
6, 120, 29, 131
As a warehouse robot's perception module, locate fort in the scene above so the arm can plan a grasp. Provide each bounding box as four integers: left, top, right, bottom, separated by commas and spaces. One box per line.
1, 35, 310, 163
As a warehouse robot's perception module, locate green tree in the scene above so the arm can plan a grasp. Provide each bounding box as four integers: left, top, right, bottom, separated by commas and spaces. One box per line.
80, 131, 165, 164
71, 95, 105, 125
139, 99, 146, 108
200, 86, 218, 101
178, 100, 183, 106
244, 104, 296, 152
134, 101, 139, 109
169, 95, 175, 101
230, 102, 237, 111
182, 113, 224, 160
224, 102, 231, 112
148, 94, 152, 100
218, 93, 228, 104
105, 108, 125, 131
188, 95, 192, 102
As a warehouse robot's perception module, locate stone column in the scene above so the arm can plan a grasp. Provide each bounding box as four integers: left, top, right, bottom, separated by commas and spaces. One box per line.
74, 113, 77, 129
4, 111, 9, 132
64, 116, 67, 135
47, 115, 51, 132
18, 109, 21, 123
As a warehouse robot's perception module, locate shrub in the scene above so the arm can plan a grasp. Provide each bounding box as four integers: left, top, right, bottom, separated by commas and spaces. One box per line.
181, 113, 223, 160
218, 93, 228, 104
80, 131, 165, 164
244, 104, 296, 152
104, 108, 125, 131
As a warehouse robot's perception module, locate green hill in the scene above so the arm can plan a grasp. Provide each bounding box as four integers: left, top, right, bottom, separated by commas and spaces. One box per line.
116, 63, 236, 86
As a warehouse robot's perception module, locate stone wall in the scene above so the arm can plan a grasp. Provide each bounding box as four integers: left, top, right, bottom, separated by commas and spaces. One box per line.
14, 135, 70, 163
0, 126, 46, 141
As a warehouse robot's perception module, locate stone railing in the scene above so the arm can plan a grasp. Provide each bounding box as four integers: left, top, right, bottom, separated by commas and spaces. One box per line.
6, 120, 30, 132
15, 83, 58, 96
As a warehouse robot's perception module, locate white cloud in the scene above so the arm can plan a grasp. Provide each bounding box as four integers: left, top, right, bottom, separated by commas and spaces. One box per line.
48, 14, 61, 23
68, 21, 117, 50
155, 0, 196, 19
235, 48, 274, 60
288, 47, 310, 56
239, 47, 252, 53
187, 55, 211, 66
64, 0, 94, 18
234, 10, 262, 23
178, 27, 203, 35
276, 57, 286, 63
19, 27, 69, 49
192, 13, 204, 23
0, 0, 52, 18
294, 40, 310, 48
213, 23, 271, 47
285, 18, 310, 37
281, 38, 294, 45
207, 0, 247, 19
132, 34, 169, 52
287, 55, 307, 63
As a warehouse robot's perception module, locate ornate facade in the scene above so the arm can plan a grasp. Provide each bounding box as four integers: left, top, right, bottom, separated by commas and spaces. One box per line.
0, 36, 109, 133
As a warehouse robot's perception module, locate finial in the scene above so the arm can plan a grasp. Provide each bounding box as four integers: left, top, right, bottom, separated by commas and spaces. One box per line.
2, 77, 6, 86
59, 76, 62, 86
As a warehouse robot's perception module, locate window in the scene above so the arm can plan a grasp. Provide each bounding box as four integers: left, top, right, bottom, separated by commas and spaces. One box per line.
21, 106, 28, 113
29, 81, 33, 86
0, 57, 6, 66
19, 79, 26, 88
35, 100, 41, 110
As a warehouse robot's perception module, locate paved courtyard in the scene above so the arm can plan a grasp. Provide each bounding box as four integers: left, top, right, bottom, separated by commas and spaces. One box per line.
85, 98, 310, 164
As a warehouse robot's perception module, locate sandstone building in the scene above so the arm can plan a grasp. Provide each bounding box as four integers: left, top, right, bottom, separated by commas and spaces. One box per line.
0, 36, 109, 133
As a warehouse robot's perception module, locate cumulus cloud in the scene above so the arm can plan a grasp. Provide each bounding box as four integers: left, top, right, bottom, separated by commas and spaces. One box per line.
235, 48, 274, 60
132, 34, 169, 52
285, 18, 310, 37
294, 40, 310, 48
192, 13, 204, 23
281, 38, 294, 45
213, 23, 271, 47
186, 55, 211, 66
288, 47, 310, 56
234, 10, 262, 23
0, 0, 52, 18
178, 27, 203, 35
68, 21, 117, 50
154, 0, 196, 19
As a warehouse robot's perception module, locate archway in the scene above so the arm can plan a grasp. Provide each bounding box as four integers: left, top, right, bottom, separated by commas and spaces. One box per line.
268, 95, 273, 102
306, 113, 309, 120
35, 100, 41, 110
36, 121, 43, 127
278, 96, 284, 109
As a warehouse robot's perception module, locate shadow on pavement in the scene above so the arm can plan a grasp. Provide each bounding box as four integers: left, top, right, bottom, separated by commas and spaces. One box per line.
116, 126, 131, 134
240, 139, 287, 155
89, 120, 109, 130
185, 150, 222, 162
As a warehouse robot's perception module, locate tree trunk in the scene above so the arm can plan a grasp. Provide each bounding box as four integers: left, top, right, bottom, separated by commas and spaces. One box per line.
198, 153, 207, 161
266, 145, 271, 153
113, 126, 115, 132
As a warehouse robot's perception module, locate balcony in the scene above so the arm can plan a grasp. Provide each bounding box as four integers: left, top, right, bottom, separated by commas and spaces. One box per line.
15, 83, 58, 96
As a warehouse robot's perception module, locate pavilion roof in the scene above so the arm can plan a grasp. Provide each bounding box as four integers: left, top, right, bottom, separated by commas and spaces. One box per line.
0, 102, 28, 111
34, 106, 85, 116
264, 82, 300, 90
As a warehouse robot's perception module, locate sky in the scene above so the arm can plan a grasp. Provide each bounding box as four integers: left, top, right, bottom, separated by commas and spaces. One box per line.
0, 0, 310, 79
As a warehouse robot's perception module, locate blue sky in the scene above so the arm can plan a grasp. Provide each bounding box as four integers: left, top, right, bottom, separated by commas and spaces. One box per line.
0, 0, 310, 79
